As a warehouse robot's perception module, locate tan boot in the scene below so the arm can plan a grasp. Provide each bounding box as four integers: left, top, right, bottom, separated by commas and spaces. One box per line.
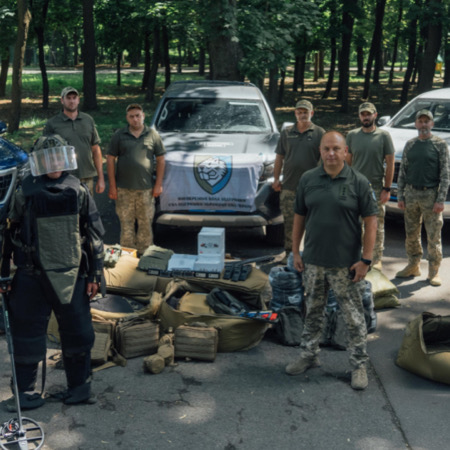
427, 264, 442, 286
396, 263, 421, 278
285, 356, 320, 376
351, 366, 368, 390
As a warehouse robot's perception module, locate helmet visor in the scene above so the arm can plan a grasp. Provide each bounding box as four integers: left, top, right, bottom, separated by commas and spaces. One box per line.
29, 146, 77, 176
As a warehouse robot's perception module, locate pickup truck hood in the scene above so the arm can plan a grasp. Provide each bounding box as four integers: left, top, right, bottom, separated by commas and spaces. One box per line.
0, 137, 28, 169
158, 131, 279, 160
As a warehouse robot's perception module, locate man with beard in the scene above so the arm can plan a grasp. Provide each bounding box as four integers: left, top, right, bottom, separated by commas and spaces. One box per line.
396, 110, 449, 286
44, 87, 105, 195
346, 102, 395, 271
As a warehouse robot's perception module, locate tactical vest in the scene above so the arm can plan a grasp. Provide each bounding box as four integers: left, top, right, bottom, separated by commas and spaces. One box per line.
15, 172, 83, 304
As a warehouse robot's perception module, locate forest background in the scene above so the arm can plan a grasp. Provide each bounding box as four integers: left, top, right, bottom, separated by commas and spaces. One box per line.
0, 0, 449, 150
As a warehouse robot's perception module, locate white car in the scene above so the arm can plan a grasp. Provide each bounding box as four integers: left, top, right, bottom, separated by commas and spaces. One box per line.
378, 88, 450, 218
150, 81, 283, 244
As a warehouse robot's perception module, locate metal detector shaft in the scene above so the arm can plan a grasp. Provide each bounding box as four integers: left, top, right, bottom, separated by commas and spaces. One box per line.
1, 277, 29, 449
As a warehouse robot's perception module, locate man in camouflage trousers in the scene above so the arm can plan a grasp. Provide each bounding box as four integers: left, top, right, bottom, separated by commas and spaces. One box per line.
396, 110, 450, 286
346, 102, 395, 271
107, 104, 166, 255
272, 100, 324, 258
286, 131, 377, 390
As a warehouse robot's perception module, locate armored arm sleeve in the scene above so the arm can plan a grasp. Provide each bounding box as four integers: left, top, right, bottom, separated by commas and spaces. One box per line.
80, 186, 105, 283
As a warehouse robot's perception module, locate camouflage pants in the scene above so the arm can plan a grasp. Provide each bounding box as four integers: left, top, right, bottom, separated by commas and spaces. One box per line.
300, 264, 368, 369
116, 188, 155, 255
280, 189, 297, 252
404, 185, 443, 266
362, 185, 385, 265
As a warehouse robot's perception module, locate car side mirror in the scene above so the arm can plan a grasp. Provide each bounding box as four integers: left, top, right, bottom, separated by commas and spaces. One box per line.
281, 122, 294, 132
377, 116, 391, 126
0, 121, 6, 134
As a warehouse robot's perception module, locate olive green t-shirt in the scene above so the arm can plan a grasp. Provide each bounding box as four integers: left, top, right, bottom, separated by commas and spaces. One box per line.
44, 111, 101, 179
275, 123, 324, 191
295, 163, 378, 268
107, 125, 166, 190
346, 127, 394, 187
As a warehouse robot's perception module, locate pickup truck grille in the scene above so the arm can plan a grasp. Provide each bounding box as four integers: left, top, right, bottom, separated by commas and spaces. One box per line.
0, 173, 13, 203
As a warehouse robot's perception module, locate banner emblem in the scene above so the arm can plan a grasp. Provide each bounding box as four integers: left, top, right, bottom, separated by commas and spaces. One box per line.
194, 155, 232, 194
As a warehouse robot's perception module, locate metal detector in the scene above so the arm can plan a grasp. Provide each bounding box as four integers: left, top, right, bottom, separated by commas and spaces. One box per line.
0, 277, 44, 450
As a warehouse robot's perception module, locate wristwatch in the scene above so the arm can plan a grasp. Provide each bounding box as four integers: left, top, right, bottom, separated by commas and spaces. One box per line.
382, 187, 391, 192
361, 258, 372, 266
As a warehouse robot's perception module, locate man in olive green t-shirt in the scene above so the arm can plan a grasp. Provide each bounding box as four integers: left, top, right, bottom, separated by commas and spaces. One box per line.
396, 109, 450, 286
272, 100, 324, 256
286, 131, 377, 390
346, 102, 395, 270
44, 87, 105, 195
107, 104, 166, 255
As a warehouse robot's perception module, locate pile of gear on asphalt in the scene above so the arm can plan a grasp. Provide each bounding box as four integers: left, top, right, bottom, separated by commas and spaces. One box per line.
43, 227, 406, 377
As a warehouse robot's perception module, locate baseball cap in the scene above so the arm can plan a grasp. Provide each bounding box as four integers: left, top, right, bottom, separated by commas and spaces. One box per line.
61, 86, 79, 98
359, 102, 377, 114
295, 100, 313, 111
415, 109, 433, 120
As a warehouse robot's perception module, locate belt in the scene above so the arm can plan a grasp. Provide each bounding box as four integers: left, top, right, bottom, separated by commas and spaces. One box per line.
409, 185, 438, 191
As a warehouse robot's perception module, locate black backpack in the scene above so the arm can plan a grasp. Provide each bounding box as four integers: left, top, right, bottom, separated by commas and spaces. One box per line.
274, 306, 304, 346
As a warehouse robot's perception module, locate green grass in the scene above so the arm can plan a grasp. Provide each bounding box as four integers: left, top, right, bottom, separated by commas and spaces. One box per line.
0, 66, 447, 152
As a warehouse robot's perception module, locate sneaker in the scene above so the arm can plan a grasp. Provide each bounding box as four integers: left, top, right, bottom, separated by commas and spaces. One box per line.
351, 366, 368, 390
285, 357, 320, 376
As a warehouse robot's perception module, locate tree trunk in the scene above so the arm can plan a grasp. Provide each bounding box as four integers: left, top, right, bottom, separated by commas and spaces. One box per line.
337, 0, 355, 112
313, 53, 319, 81
207, 0, 242, 80
82, 0, 97, 110
145, 22, 161, 103
198, 46, 206, 76
0, 54, 9, 98
9, 0, 31, 133
36, 26, 49, 109
444, 32, 450, 87
267, 67, 278, 111
356, 46, 364, 77
278, 68, 285, 105
116, 52, 121, 86
73, 31, 79, 66
162, 24, 171, 89
322, 37, 337, 99
293, 56, 300, 92
388, 0, 404, 85
141, 31, 151, 90
319, 50, 325, 78
177, 44, 182, 74
362, 0, 387, 99
400, 2, 419, 106
417, 0, 442, 93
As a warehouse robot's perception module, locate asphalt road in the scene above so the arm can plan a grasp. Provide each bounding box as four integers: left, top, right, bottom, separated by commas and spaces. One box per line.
1, 190, 450, 449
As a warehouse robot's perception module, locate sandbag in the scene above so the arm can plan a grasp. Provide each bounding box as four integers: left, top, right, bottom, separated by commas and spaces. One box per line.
157, 280, 268, 352
115, 317, 160, 359
104, 254, 162, 302
174, 324, 219, 361
366, 269, 400, 309
396, 312, 450, 385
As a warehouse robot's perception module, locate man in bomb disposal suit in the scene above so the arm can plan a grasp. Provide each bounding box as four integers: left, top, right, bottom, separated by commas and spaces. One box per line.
0, 135, 105, 410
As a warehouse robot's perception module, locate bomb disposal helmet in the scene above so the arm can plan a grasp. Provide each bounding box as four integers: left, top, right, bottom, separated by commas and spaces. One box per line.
29, 134, 77, 176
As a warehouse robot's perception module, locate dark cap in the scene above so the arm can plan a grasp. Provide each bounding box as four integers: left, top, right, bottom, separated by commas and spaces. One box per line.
61, 86, 79, 98
415, 109, 433, 120
295, 100, 313, 111
359, 102, 377, 114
